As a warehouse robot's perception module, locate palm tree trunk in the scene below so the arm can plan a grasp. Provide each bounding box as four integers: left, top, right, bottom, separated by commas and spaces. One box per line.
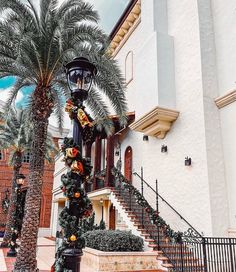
14, 87, 53, 272
1, 153, 22, 247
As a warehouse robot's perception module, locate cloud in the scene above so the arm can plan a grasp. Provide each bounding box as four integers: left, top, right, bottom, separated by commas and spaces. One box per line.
0, 87, 11, 102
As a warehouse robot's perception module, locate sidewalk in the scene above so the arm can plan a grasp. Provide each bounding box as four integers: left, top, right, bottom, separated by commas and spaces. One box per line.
0, 237, 55, 272
0, 237, 95, 272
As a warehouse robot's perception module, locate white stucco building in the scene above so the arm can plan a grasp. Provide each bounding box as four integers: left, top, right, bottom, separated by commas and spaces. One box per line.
51, 0, 236, 239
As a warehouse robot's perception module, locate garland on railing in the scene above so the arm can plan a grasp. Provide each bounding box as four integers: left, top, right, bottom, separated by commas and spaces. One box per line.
112, 168, 182, 242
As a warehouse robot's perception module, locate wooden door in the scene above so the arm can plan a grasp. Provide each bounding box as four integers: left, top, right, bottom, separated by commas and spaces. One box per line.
124, 146, 132, 183
109, 204, 116, 230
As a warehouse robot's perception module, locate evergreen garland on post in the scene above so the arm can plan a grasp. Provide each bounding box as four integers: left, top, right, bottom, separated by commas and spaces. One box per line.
54, 137, 93, 271
54, 99, 97, 271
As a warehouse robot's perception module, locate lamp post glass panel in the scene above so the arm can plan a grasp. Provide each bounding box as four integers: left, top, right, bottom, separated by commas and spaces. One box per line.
66, 57, 97, 103
57, 57, 96, 272
7, 174, 26, 257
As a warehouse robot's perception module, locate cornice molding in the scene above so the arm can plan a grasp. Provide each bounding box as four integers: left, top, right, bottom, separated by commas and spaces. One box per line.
215, 90, 236, 109
110, 0, 141, 56
129, 106, 179, 139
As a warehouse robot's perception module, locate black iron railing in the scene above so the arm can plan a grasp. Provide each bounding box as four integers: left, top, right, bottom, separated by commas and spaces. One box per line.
112, 167, 236, 272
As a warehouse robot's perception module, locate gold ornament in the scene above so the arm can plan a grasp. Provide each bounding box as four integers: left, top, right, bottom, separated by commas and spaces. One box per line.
70, 235, 77, 242
74, 192, 81, 198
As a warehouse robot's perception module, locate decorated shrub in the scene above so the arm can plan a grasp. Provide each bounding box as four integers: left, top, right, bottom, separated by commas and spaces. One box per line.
83, 230, 144, 252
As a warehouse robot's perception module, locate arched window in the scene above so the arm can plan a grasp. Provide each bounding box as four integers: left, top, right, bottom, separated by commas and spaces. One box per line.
0, 150, 3, 160
125, 51, 133, 85
124, 146, 133, 183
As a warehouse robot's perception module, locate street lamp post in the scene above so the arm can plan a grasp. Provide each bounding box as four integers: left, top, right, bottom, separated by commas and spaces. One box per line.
59, 57, 97, 272
7, 174, 26, 257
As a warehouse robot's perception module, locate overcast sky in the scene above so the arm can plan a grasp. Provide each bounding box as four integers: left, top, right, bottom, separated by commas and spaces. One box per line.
0, 0, 130, 128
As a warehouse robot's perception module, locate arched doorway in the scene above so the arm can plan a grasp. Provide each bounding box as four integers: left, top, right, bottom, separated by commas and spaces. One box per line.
124, 146, 132, 183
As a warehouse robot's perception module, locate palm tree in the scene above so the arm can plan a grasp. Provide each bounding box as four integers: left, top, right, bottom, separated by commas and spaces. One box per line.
0, 108, 57, 247
0, 0, 127, 270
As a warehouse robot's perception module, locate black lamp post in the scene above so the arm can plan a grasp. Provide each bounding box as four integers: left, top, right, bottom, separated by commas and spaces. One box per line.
60, 57, 97, 272
7, 174, 26, 257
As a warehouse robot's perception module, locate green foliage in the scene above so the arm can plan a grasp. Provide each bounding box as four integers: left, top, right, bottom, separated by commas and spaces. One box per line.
0, 0, 127, 130
83, 230, 144, 252
80, 212, 105, 233
0, 107, 58, 165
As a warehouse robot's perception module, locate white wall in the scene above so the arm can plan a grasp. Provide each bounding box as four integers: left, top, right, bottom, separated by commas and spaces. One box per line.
211, 0, 236, 233
113, 0, 230, 236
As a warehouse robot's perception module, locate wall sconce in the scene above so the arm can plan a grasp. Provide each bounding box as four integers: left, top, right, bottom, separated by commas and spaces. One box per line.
161, 145, 168, 153
143, 135, 149, 141
115, 142, 121, 156
185, 157, 192, 166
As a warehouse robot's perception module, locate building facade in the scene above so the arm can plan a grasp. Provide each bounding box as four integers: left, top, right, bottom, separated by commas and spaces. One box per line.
51, 0, 236, 239
0, 100, 68, 236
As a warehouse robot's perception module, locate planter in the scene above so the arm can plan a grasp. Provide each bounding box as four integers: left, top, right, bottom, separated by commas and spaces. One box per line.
83, 247, 159, 271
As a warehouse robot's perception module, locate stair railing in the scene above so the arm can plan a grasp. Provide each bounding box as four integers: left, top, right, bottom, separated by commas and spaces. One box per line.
133, 168, 202, 238
113, 167, 236, 272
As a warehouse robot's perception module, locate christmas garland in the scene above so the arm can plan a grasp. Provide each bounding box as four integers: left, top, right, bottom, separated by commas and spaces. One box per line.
1, 197, 9, 214
112, 168, 181, 242
65, 99, 95, 144
53, 113, 95, 272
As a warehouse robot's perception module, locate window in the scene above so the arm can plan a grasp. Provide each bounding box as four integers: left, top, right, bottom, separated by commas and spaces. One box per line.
0, 150, 3, 160
23, 152, 31, 163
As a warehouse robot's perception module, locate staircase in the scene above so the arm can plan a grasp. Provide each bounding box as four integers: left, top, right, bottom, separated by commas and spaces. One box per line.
109, 168, 236, 272
111, 188, 205, 272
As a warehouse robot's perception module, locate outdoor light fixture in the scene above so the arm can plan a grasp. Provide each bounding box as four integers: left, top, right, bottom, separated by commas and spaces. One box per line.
185, 157, 192, 166
161, 145, 168, 153
115, 142, 121, 156
65, 57, 97, 101
16, 174, 26, 185
58, 57, 98, 272
99, 198, 104, 204
143, 135, 149, 141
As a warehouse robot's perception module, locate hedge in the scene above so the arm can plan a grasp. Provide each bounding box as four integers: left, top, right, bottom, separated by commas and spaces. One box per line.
83, 230, 144, 252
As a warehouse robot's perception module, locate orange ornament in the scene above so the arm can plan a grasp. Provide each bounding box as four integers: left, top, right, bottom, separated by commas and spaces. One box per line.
70, 235, 77, 242
74, 192, 81, 198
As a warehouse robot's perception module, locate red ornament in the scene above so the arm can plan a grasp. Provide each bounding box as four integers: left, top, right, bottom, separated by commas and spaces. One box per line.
145, 207, 150, 213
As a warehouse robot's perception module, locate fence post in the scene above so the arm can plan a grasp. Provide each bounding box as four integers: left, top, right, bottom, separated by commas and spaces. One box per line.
202, 237, 208, 272
229, 239, 234, 272
141, 167, 144, 227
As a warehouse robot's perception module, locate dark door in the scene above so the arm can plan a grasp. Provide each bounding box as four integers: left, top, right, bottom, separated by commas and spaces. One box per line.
109, 204, 116, 230
124, 146, 132, 183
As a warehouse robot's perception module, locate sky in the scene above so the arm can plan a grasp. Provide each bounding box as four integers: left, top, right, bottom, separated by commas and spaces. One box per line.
0, 0, 130, 127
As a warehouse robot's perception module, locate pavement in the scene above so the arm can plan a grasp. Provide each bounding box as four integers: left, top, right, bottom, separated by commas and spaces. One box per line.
0, 237, 95, 272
